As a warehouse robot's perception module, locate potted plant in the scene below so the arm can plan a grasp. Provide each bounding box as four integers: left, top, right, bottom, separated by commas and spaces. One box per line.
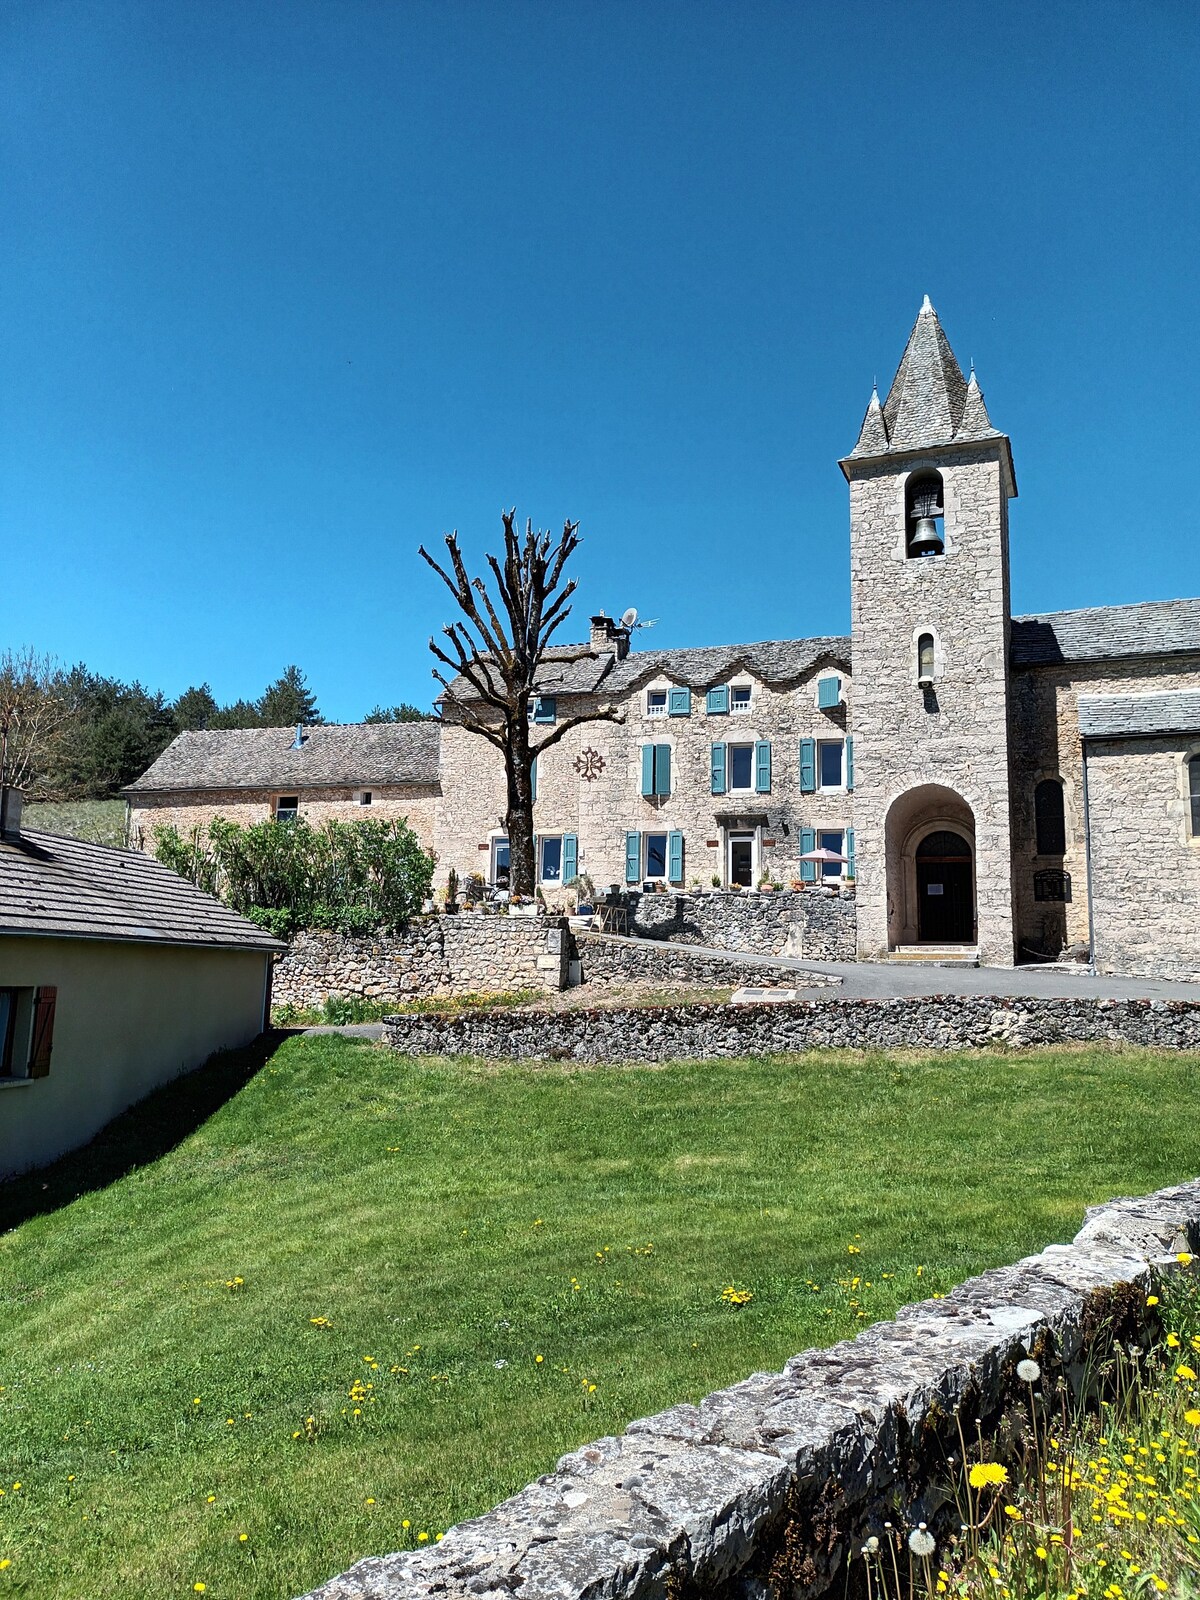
758, 870, 773, 893
711, 873, 722, 890
444, 867, 460, 914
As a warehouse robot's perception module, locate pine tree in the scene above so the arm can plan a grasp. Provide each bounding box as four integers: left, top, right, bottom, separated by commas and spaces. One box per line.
258, 666, 321, 728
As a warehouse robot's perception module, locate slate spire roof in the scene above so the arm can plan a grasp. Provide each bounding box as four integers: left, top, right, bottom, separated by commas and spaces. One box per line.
848, 297, 1002, 457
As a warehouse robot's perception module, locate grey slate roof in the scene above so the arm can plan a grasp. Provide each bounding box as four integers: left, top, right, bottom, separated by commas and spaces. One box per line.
124, 722, 441, 795
847, 297, 1001, 458
604, 635, 850, 694
0, 829, 284, 951
440, 645, 613, 706
1078, 692, 1200, 739
1011, 599, 1200, 667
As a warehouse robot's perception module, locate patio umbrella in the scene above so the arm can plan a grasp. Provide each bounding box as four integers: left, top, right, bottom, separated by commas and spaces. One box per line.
798, 846, 848, 865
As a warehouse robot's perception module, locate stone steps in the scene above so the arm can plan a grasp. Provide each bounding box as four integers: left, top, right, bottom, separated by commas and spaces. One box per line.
889, 944, 980, 967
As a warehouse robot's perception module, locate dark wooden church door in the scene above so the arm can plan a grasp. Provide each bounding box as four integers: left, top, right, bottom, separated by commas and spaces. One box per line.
916, 830, 975, 943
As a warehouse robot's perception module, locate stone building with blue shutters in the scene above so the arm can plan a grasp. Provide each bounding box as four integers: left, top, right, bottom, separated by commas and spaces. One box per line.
432, 296, 1200, 979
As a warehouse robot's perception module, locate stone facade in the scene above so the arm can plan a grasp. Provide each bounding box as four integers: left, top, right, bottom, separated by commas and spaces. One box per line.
624, 885, 856, 960
382, 992, 1200, 1060
128, 785, 439, 854
303, 1179, 1200, 1600
272, 916, 570, 1009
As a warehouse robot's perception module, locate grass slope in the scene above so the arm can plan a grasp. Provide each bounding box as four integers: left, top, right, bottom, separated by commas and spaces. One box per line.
2, 1038, 1200, 1599
21, 799, 127, 848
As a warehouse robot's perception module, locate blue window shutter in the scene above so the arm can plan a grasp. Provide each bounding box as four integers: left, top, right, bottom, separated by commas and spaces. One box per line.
845, 736, 854, 793
533, 695, 556, 724
563, 833, 578, 883
625, 831, 641, 884
710, 742, 727, 795
668, 686, 691, 717
706, 685, 729, 715
667, 830, 683, 883
655, 744, 671, 796
641, 744, 655, 797
531, 755, 538, 802
799, 738, 816, 794
800, 826, 817, 883
755, 740, 772, 793
817, 675, 841, 710
846, 828, 856, 879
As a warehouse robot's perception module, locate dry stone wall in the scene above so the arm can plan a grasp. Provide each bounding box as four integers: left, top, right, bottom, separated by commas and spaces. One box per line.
382, 992, 1200, 1059
576, 934, 838, 991
300, 1179, 1200, 1600
625, 887, 856, 960
272, 917, 570, 1008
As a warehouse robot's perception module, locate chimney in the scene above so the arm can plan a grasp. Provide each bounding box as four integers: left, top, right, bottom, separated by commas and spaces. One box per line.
589, 612, 630, 661
1, 788, 23, 839
291, 724, 306, 750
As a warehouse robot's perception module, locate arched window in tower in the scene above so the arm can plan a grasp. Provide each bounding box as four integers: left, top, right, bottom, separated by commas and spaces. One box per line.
905, 470, 945, 557
1189, 756, 1200, 838
917, 632, 936, 686
1034, 778, 1066, 856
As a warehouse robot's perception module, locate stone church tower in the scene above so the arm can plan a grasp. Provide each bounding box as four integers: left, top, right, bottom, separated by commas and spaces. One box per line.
840, 298, 1019, 964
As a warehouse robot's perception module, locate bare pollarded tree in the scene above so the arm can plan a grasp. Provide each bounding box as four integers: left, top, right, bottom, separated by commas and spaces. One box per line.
420, 510, 623, 896
0, 649, 63, 820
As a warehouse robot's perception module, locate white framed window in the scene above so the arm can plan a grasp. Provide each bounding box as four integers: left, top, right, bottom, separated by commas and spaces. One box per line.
728, 743, 755, 792
490, 835, 510, 888
818, 740, 845, 790
819, 829, 845, 879
730, 684, 752, 715
539, 835, 563, 884
275, 795, 299, 823
646, 689, 668, 718
643, 832, 669, 879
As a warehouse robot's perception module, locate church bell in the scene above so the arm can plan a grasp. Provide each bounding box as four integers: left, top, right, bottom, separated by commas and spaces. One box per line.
907, 483, 944, 556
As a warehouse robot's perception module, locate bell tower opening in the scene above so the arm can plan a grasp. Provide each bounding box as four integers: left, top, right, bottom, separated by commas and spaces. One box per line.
905, 470, 945, 557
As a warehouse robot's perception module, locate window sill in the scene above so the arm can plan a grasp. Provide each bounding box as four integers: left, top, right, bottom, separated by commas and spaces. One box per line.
0, 1077, 37, 1089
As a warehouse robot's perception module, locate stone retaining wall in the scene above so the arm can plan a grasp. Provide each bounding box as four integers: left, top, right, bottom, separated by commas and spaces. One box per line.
272, 917, 570, 1008
625, 886, 856, 961
576, 933, 839, 991
382, 992, 1200, 1059
302, 1178, 1200, 1600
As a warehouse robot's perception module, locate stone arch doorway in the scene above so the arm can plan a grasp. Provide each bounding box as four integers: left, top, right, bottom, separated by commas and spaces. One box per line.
884, 784, 977, 948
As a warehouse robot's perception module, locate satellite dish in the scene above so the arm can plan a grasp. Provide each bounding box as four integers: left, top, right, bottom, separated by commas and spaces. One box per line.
619, 607, 638, 629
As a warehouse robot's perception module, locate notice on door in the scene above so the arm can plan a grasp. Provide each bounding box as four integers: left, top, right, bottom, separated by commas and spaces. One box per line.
926, 883, 944, 895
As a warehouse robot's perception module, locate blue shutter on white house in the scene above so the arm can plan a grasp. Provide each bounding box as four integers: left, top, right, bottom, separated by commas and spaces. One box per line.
845, 736, 854, 793
655, 744, 672, 796
706, 685, 729, 715
799, 738, 817, 793
754, 740, 772, 793
641, 744, 655, 797
710, 742, 727, 794
846, 828, 856, 879
531, 756, 538, 802
817, 676, 841, 710
800, 826, 817, 882
667, 830, 684, 883
533, 696, 557, 724
668, 687, 691, 717
625, 832, 641, 883
563, 834, 578, 883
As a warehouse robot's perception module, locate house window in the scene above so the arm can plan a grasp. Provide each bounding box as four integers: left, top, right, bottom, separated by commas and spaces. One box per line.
729, 743, 754, 791
275, 796, 299, 823
539, 836, 563, 884
0, 986, 54, 1080
817, 675, 842, 710
730, 685, 752, 715
818, 740, 844, 790
819, 830, 845, 879
917, 632, 936, 684
646, 690, 668, 718
358, 791, 373, 806
906, 470, 945, 557
0, 989, 16, 1076
530, 696, 557, 724
1191, 758, 1200, 838
645, 832, 668, 879
1034, 779, 1066, 855
490, 836, 510, 889
641, 744, 672, 797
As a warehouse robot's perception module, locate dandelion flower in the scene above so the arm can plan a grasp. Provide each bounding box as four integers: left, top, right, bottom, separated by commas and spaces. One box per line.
1178, 1365, 1198, 1381
908, 1527, 936, 1557
969, 1462, 1009, 1489
1179, 1253, 1194, 1266
1017, 1358, 1041, 1383
1147, 1295, 1160, 1306
1004, 1506, 1023, 1520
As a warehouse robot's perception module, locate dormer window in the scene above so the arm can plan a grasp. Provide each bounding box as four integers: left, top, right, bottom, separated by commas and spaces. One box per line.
646, 689, 668, 718
730, 685, 752, 715
906, 471, 945, 557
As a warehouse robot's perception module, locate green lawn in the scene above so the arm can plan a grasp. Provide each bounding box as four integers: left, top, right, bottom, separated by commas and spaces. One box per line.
3, 1038, 1200, 1600
22, 798, 127, 848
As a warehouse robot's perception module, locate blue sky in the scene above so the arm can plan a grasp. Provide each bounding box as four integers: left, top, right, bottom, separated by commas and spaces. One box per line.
3, 1, 1198, 720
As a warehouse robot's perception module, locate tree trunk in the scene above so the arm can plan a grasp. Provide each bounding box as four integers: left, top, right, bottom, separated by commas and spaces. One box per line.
506, 717, 536, 896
